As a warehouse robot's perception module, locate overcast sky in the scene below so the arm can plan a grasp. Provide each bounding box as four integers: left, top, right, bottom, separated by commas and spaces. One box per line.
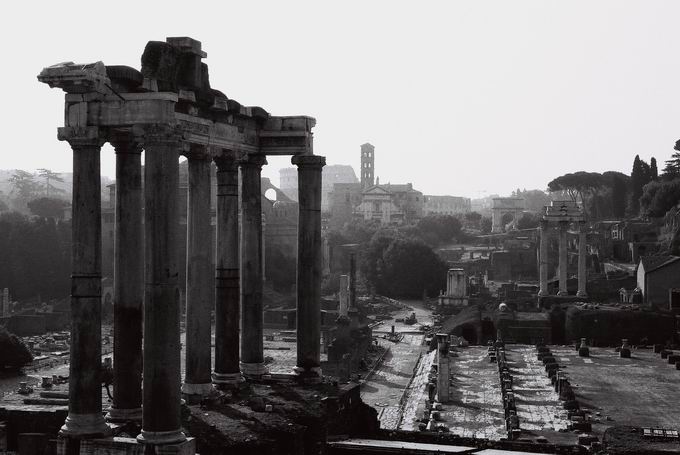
3, 0, 680, 198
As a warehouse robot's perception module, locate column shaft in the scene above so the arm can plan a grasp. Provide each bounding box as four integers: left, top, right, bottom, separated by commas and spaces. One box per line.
59, 127, 110, 438
138, 126, 185, 445
577, 224, 588, 298
557, 221, 568, 296
108, 136, 143, 423
240, 154, 267, 377
293, 155, 325, 380
214, 156, 242, 386
538, 221, 549, 297
183, 153, 213, 396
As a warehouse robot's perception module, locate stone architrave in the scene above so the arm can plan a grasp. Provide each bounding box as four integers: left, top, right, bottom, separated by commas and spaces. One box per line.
137, 124, 186, 445
58, 126, 111, 438
538, 220, 549, 298
213, 153, 243, 387
239, 154, 268, 378
182, 146, 214, 397
107, 130, 144, 423
293, 155, 326, 381
557, 221, 569, 296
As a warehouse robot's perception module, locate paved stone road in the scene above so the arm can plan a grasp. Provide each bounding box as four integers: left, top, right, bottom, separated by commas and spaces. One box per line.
506, 345, 569, 432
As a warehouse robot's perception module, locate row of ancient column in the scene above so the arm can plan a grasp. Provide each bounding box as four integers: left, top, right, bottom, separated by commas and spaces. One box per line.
58, 125, 325, 444
538, 220, 587, 298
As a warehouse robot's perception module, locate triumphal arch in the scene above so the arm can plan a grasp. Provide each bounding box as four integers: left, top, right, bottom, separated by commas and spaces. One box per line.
491, 197, 524, 233
38, 37, 325, 449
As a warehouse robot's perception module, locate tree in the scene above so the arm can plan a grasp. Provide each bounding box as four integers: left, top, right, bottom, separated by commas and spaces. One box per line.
602, 171, 630, 219
662, 141, 680, 181
630, 155, 653, 216
640, 179, 680, 217
37, 168, 65, 197
480, 217, 492, 234
380, 238, 448, 298
650, 157, 659, 181
8, 170, 41, 207
0, 326, 33, 368
547, 172, 604, 218
516, 212, 541, 230
415, 215, 462, 246
27, 197, 68, 219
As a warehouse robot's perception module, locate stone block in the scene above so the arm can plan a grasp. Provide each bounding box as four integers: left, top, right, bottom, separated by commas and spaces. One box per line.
620, 348, 631, 358
661, 350, 672, 359
668, 354, 680, 365
578, 346, 589, 357
17, 433, 48, 455
654, 344, 663, 353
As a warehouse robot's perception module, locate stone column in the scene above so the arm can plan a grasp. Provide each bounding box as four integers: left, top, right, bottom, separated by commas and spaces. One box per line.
577, 222, 588, 298
338, 275, 349, 318
57, 126, 110, 438
182, 146, 214, 398
349, 250, 357, 308
213, 153, 243, 387
557, 221, 569, 296
436, 333, 450, 403
137, 125, 185, 445
240, 154, 267, 378
293, 155, 326, 381
538, 220, 549, 297
107, 131, 143, 423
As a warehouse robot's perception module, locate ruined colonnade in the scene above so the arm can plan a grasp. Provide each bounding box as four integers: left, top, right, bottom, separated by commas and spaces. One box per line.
538, 201, 587, 299
39, 37, 324, 447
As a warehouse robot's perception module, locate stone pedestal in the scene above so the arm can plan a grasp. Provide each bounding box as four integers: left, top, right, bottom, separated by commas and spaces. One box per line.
239, 154, 267, 378
576, 223, 588, 298
107, 132, 143, 424
213, 154, 243, 388
538, 220, 549, 298
557, 221, 568, 296
138, 125, 185, 445
292, 155, 325, 381
57, 126, 110, 438
183, 150, 214, 398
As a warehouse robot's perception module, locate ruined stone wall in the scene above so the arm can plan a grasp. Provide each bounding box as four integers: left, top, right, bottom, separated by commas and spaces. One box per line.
565, 307, 676, 345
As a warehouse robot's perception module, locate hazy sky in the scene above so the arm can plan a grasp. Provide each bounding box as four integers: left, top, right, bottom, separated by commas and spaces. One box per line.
3, 1, 680, 198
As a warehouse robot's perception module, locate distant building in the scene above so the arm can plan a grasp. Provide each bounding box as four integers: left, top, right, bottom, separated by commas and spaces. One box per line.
636, 255, 680, 307
279, 164, 358, 212
329, 182, 363, 230
360, 143, 375, 188
424, 195, 471, 216
355, 183, 423, 224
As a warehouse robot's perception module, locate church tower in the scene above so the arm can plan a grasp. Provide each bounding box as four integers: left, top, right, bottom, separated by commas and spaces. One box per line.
360, 143, 375, 188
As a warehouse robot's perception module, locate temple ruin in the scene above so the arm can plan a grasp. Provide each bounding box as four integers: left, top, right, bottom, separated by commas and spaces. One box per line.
37, 37, 325, 450
538, 200, 587, 299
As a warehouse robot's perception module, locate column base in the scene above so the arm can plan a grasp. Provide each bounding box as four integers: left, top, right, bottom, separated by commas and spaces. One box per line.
181, 382, 216, 397
136, 429, 187, 445
59, 412, 112, 438
106, 406, 142, 423
576, 291, 588, 298
293, 366, 322, 384
212, 372, 245, 389
240, 362, 268, 378
557, 291, 569, 296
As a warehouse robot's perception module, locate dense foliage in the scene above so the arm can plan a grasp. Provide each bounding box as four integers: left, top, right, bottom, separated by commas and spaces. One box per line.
0, 326, 33, 368
0, 212, 71, 300
329, 216, 457, 298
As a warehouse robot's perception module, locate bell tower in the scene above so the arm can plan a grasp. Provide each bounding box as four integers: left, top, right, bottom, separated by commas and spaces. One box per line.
360, 143, 375, 188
